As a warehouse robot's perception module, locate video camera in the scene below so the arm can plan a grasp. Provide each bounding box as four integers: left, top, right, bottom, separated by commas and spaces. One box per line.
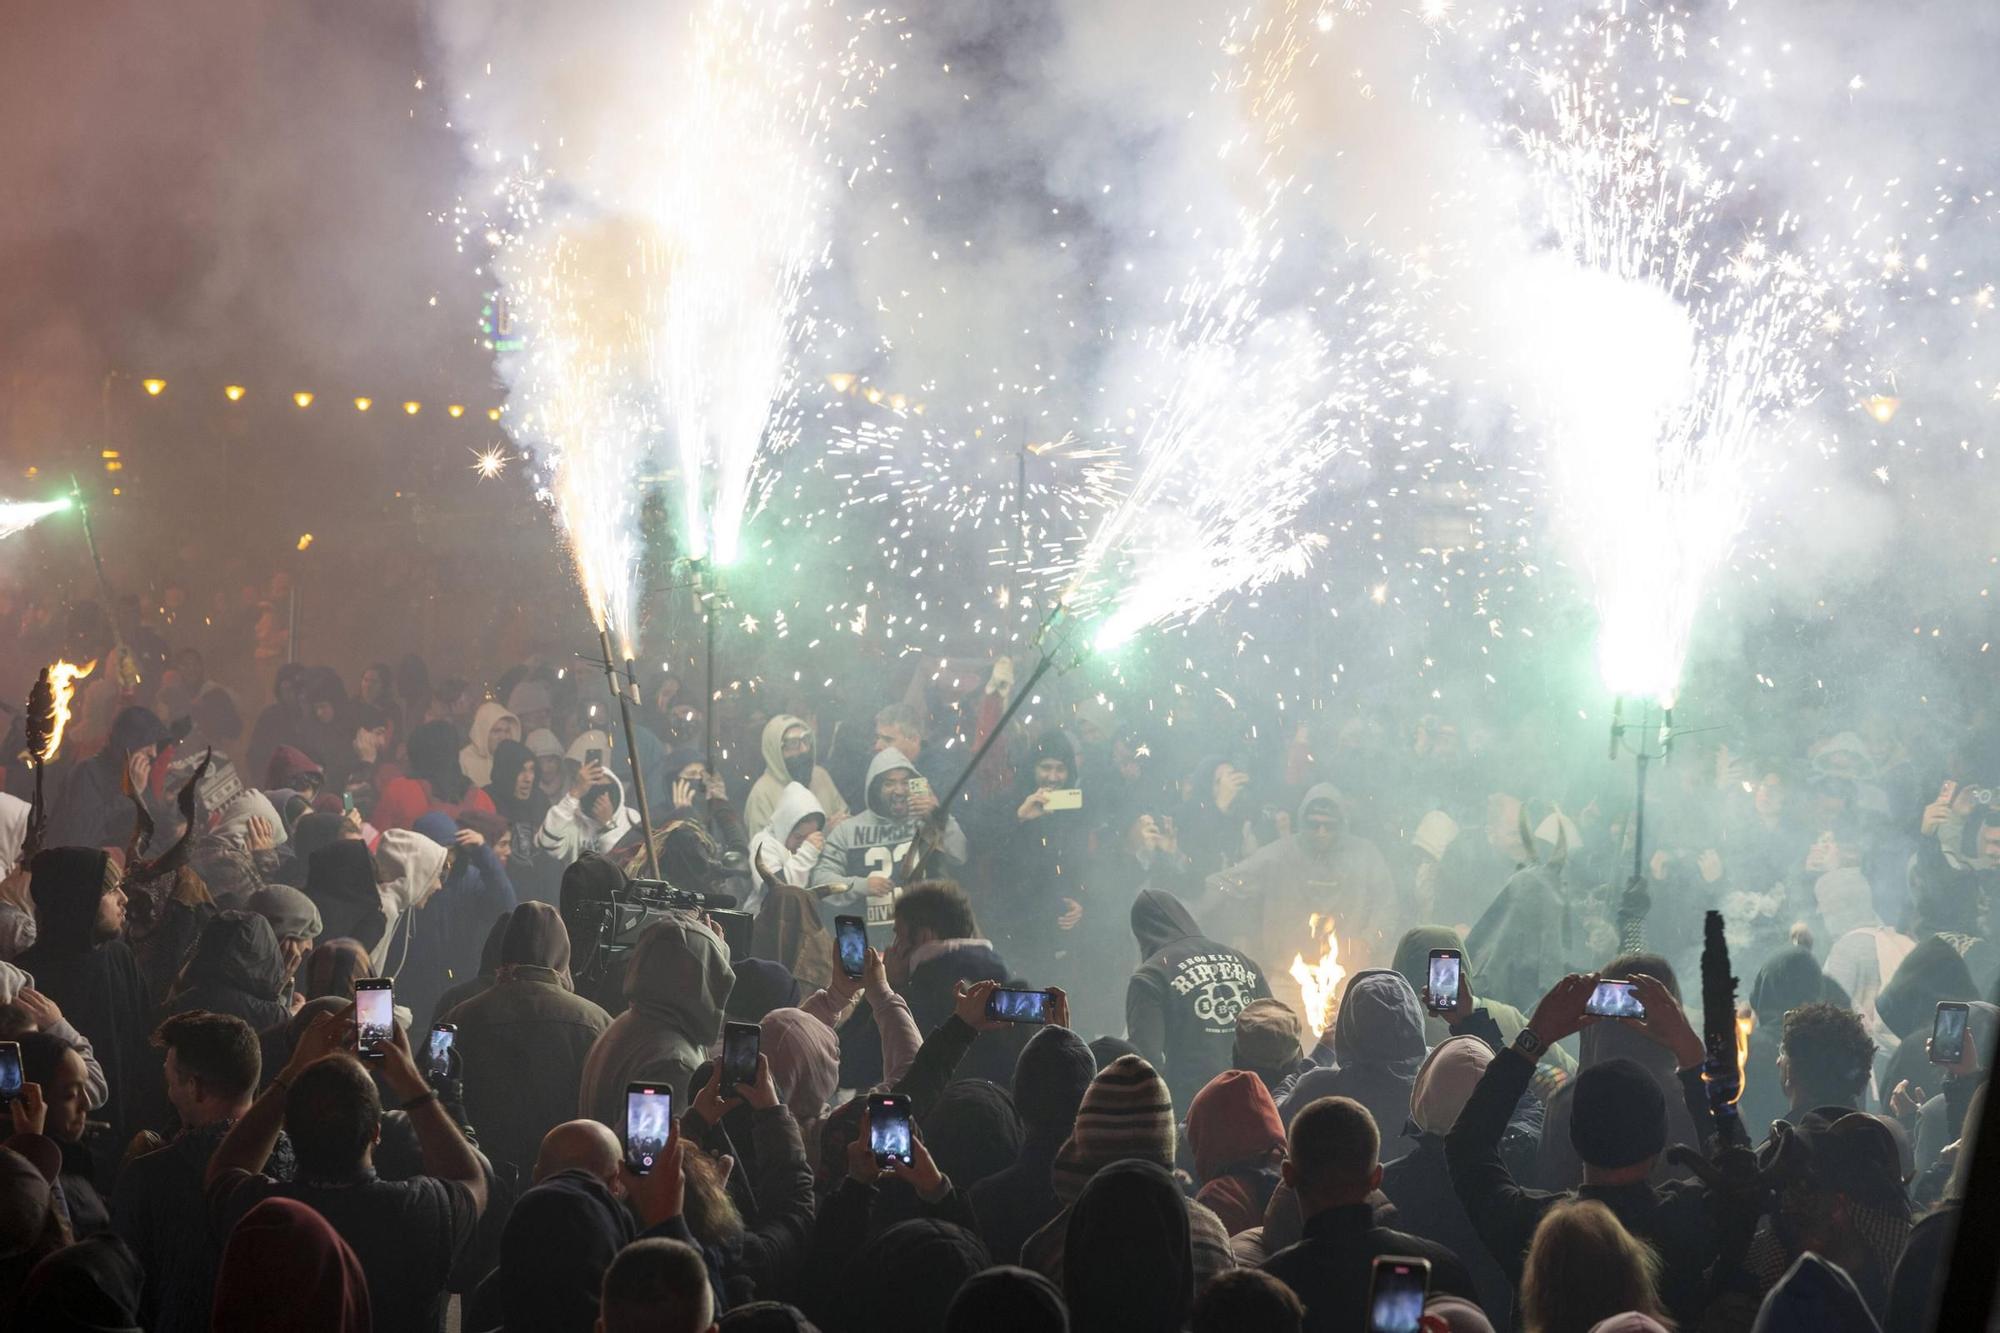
562, 821, 753, 1002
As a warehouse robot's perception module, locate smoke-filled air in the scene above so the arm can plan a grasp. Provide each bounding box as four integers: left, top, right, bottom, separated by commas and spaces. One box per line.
3, 0, 1999, 1326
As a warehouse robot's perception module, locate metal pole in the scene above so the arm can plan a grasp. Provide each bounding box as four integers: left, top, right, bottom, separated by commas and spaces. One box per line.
703, 579, 717, 772
598, 625, 663, 881
1632, 744, 1650, 886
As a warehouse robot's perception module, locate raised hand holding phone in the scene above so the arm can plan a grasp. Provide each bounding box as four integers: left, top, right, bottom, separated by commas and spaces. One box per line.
953, 979, 1009, 1032
885, 1127, 951, 1202
9, 1082, 46, 1136
1619, 974, 1705, 1070
1527, 973, 1601, 1050
282, 1005, 356, 1082
1923, 781, 1959, 836
691, 1059, 738, 1126
737, 1052, 779, 1110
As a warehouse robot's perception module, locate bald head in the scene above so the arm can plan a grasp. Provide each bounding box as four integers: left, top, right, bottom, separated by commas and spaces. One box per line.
535, 1119, 622, 1186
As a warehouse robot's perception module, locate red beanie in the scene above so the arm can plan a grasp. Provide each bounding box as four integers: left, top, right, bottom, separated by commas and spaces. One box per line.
1186, 1068, 1285, 1183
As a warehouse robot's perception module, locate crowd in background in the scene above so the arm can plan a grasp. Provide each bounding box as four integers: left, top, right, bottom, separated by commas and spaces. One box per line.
0, 593, 1992, 1331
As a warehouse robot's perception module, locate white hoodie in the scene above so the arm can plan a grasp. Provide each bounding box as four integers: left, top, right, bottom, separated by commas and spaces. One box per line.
370, 827, 451, 974
747, 782, 827, 913
536, 768, 642, 866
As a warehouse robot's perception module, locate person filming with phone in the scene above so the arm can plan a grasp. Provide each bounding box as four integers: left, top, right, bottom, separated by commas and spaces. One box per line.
1443, 968, 1719, 1327
810, 747, 967, 944
988, 731, 1092, 987
205, 1004, 488, 1333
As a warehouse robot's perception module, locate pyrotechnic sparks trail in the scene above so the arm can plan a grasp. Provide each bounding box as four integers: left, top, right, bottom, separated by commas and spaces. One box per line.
1054, 0, 1410, 651
0, 496, 72, 541
456, 0, 892, 651
1498, 21, 1863, 705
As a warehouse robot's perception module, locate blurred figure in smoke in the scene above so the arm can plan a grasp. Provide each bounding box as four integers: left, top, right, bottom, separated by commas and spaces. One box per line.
245, 664, 310, 792
986, 731, 1091, 986
1178, 757, 1258, 880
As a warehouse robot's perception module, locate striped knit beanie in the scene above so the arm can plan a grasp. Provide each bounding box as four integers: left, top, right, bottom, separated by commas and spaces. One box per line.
1050, 1054, 1176, 1204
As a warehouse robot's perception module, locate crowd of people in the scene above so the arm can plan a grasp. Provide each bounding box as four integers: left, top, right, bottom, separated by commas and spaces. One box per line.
0, 608, 1992, 1332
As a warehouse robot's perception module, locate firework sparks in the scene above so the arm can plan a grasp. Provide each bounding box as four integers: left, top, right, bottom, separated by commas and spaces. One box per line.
470, 445, 508, 480
0, 496, 73, 541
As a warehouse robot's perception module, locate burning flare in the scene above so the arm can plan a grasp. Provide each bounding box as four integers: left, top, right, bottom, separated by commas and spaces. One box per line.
1730, 1007, 1754, 1106
1288, 913, 1347, 1041
30, 660, 95, 763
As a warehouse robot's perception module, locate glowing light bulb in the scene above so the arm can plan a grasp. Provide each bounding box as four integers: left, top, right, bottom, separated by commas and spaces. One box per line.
224, 384, 246, 402
448, 404, 465, 418
293, 392, 314, 409
354, 397, 373, 412
141, 378, 166, 396
403, 401, 421, 415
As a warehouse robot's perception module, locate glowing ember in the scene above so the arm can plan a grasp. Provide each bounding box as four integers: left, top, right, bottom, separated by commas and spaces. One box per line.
1731, 1008, 1754, 1105
38, 660, 96, 762
1288, 913, 1346, 1041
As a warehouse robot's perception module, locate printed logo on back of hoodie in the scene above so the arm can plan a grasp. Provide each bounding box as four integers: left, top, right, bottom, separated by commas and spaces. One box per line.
1167, 952, 1261, 1033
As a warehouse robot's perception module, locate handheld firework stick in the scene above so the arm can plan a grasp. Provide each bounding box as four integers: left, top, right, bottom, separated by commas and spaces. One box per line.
1695, 909, 1749, 1149
20, 668, 57, 863
582, 629, 663, 884
894, 602, 1079, 883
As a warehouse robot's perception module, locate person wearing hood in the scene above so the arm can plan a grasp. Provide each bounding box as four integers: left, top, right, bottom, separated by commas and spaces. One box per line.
304, 841, 390, 957
527, 728, 569, 804
748, 783, 827, 916
1187, 1069, 1287, 1236
967, 1025, 1094, 1264
112, 1010, 295, 1333
538, 755, 643, 869
211, 1196, 371, 1333
1872, 933, 1975, 1120
246, 882, 323, 1004
1445, 972, 1720, 1327
1534, 956, 1705, 1191
1278, 969, 1429, 1159
1753, 1252, 1882, 1333
921, 1078, 1025, 1198
459, 701, 522, 790
1178, 757, 1259, 880
1392, 926, 1572, 1079
368, 826, 454, 978
946, 1265, 1070, 1333
1262, 1094, 1477, 1332
986, 731, 1093, 987
1202, 784, 1397, 1009
1062, 1159, 1196, 1333
486, 737, 550, 894
1127, 888, 1273, 1112
1739, 943, 1851, 1137
279, 811, 349, 889
1020, 1053, 1238, 1290
46, 705, 172, 853
0, 792, 33, 958
747, 715, 849, 835
264, 744, 324, 813
810, 746, 967, 942
374, 719, 498, 832
1376, 1036, 1517, 1327
448, 902, 610, 1179
191, 785, 289, 909
393, 812, 517, 1028
505, 677, 555, 737
580, 913, 735, 1130
160, 910, 292, 1032
475, 1167, 636, 1333
16, 848, 153, 1152
16, 1232, 145, 1332
1463, 862, 1574, 1015
0, 962, 111, 1111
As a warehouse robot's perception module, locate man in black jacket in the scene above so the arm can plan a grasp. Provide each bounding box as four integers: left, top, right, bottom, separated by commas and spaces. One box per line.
1262, 1094, 1477, 1331
837, 881, 1011, 1088
1127, 888, 1272, 1112
1444, 970, 1719, 1326
970, 1023, 1096, 1263
112, 1011, 293, 1333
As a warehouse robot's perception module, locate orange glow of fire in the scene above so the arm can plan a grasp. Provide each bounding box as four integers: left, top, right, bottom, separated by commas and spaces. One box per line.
40, 659, 96, 761
1288, 914, 1346, 1040
1731, 1008, 1755, 1105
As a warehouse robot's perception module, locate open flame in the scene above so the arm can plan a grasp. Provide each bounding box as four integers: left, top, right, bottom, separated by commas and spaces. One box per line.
1288, 913, 1346, 1041
38, 660, 95, 761
1731, 1008, 1754, 1105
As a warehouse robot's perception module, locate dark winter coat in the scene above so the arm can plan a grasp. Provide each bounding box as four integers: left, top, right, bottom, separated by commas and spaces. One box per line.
160, 910, 291, 1032
1262, 1202, 1478, 1333
838, 937, 1011, 1090
1125, 889, 1271, 1111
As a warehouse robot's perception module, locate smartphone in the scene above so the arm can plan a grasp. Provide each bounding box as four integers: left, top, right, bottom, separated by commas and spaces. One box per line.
1425, 948, 1462, 1014
585, 748, 604, 767
427, 1023, 456, 1080
1583, 979, 1646, 1020
868, 1093, 913, 1167
1366, 1256, 1432, 1333
835, 915, 868, 979
354, 978, 394, 1059
342, 791, 356, 816
0, 1042, 21, 1104
625, 1082, 673, 1175
723, 1021, 761, 1088
1042, 787, 1083, 811
986, 987, 1053, 1024
908, 774, 930, 801
1932, 1001, 1970, 1065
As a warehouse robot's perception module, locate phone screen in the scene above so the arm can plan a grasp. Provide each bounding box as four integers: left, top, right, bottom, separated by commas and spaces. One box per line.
869, 1095, 913, 1166
586, 748, 604, 766
1426, 950, 1461, 1013
626, 1084, 673, 1174
1043, 787, 1083, 811
0, 1043, 20, 1103
354, 981, 394, 1058
723, 1023, 760, 1087
986, 988, 1051, 1024
1932, 1003, 1970, 1064
1583, 979, 1646, 1020
1367, 1258, 1431, 1333
836, 916, 867, 979
428, 1024, 456, 1079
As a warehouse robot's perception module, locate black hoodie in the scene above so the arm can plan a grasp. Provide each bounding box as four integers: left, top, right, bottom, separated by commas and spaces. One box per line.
16, 848, 154, 1150
304, 841, 389, 954
161, 910, 291, 1032
1874, 934, 1976, 1115
1125, 889, 1272, 1111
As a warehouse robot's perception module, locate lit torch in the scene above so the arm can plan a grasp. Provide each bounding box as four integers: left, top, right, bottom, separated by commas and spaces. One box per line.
1697, 909, 1750, 1146
1288, 914, 1347, 1041
19, 659, 95, 862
